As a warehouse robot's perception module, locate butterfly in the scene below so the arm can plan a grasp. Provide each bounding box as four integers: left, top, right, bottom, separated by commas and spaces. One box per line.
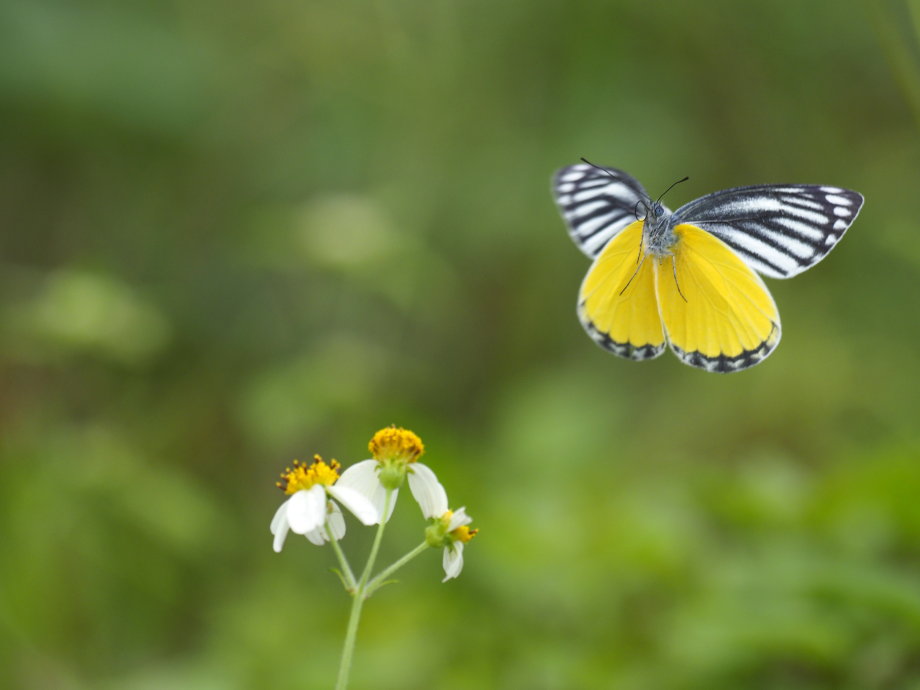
553, 161, 864, 373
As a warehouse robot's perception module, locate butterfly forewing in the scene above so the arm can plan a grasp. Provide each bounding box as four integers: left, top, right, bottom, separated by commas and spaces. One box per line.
672, 185, 864, 279
553, 164, 654, 258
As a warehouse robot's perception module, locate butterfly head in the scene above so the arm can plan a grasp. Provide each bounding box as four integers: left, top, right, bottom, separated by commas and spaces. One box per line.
640, 176, 689, 255
638, 198, 675, 255
635, 198, 667, 221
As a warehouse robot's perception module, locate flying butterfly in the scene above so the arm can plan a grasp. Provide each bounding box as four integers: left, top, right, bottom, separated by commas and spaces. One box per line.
553, 161, 864, 373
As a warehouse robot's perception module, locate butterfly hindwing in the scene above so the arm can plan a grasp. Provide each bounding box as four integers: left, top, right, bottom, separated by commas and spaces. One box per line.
578, 220, 666, 360
655, 224, 781, 373
553, 164, 655, 258
672, 184, 864, 279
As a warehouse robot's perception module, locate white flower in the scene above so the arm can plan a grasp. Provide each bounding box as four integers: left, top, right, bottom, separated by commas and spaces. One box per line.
335, 426, 447, 522
426, 507, 477, 582
270, 456, 378, 553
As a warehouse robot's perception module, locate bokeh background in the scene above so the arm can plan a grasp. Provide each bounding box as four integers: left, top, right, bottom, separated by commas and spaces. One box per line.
2, 1, 920, 688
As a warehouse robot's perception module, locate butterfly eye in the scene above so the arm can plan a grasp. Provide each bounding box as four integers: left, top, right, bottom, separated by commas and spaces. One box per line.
653, 202, 664, 217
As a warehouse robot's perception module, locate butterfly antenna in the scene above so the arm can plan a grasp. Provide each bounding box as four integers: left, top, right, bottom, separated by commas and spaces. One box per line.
580, 157, 618, 180
657, 176, 689, 203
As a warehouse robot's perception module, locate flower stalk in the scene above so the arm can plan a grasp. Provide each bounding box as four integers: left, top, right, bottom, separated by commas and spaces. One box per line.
335, 489, 393, 690
326, 523, 356, 591
364, 541, 430, 597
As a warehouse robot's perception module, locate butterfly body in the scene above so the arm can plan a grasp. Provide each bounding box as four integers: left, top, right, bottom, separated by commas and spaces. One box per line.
637, 201, 677, 258
553, 163, 863, 373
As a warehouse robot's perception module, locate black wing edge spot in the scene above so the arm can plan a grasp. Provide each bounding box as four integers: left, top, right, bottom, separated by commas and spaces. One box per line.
580, 312, 666, 361
670, 324, 781, 374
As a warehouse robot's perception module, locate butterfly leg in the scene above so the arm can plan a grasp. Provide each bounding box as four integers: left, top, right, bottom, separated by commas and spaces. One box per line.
620, 254, 648, 296
669, 255, 688, 302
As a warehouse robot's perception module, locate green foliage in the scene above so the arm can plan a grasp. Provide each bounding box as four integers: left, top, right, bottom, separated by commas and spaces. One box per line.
1, 0, 919, 688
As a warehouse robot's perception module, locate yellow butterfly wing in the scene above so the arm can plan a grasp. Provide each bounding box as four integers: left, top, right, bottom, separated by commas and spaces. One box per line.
655, 224, 781, 372
578, 220, 666, 360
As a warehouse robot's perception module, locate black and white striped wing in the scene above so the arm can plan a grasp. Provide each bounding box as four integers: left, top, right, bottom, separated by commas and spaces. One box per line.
553, 164, 652, 258
672, 185, 864, 279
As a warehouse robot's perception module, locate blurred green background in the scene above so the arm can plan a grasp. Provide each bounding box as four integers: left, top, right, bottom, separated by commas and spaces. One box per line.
2, 0, 920, 688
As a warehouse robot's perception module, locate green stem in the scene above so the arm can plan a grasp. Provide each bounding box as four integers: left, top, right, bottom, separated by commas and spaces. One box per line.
335, 589, 365, 690
334, 489, 394, 690
357, 490, 392, 589
364, 541, 430, 597
326, 522, 356, 590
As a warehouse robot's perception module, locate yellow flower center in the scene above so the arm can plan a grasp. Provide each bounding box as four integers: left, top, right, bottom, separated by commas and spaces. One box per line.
451, 525, 479, 543
433, 510, 479, 545
276, 454, 341, 495
368, 426, 424, 464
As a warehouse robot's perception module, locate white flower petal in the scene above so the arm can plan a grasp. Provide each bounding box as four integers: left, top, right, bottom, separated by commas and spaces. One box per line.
305, 525, 326, 545
328, 485, 379, 525
408, 463, 448, 518
287, 486, 326, 534
271, 508, 290, 553
304, 503, 345, 545
337, 459, 396, 522
327, 502, 346, 540
448, 506, 472, 532
336, 460, 380, 495
270, 500, 288, 534
442, 542, 465, 582
381, 488, 398, 522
